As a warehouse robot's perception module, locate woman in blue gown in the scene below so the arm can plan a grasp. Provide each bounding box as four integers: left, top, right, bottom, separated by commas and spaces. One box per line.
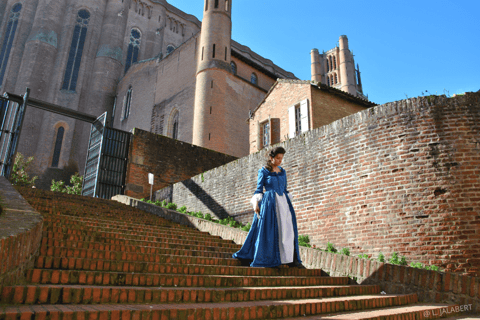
233, 147, 303, 268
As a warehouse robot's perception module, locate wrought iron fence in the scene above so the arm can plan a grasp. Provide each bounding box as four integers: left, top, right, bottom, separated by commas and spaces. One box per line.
82, 112, 130, 199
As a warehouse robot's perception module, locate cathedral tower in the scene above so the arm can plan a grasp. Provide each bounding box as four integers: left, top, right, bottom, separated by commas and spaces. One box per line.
192, 0, 232, 153
338, 35, 357, 96
310, 48, 323, 83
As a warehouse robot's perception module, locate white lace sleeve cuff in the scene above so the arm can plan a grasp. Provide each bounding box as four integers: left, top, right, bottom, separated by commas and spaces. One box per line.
250, 193, 263, 210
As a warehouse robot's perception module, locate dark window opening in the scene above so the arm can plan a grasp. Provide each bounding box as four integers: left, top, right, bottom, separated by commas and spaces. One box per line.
166, 45, 175, 54
51, 126, 65, 168
214, 0, 219, 8
211, 80, 214, 88
230, 61, 236, 75
123, 87, 132, 120
210, 106, 212, 114
61, 9, 90, 91
201, 47, 204, 60
0, 3, 22, 87
172, 113, 179, 140
212, 44, 216, 58
205, 0, 208, 11
251, 73, 257, 85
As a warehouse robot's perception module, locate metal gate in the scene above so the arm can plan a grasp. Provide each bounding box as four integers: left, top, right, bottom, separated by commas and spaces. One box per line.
82, 112, 130, 199
0, 90, 29, 178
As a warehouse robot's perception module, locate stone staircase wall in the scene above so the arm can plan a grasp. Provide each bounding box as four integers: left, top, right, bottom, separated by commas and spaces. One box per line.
115, 195, 480, 313
156, 92, 480, 275
0, 177, 43, 291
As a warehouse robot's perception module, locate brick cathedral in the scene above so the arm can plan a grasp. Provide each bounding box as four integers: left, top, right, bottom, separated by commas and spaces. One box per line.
0, 0, 365, 188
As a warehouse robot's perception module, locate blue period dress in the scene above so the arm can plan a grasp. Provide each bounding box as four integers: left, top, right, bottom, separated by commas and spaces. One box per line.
232, 166, 302, 267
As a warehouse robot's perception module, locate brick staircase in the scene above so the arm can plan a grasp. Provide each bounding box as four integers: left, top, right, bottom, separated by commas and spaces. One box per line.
0, 188, 468, 319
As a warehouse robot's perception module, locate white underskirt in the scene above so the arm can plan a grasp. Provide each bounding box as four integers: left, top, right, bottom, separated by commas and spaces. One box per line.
275, 193, 294, 264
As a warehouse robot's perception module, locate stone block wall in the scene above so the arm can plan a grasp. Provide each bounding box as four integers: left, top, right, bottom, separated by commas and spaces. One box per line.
158, 93, 480, 275
0, 177, 43, 292
125, 128, 237, 200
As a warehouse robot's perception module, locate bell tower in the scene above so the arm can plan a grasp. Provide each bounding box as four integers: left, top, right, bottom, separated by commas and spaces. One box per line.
192, 0, 233, 153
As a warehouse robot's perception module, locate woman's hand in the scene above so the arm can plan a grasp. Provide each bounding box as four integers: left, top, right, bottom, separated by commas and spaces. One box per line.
255, 206, 260, 213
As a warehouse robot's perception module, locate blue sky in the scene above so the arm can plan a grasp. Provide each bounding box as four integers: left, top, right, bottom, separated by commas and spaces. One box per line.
168, 0, 480, 105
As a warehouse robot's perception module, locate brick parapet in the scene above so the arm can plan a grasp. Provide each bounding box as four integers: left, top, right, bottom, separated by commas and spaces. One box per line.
0, 177, 43, 292
157, 92, 480, 275
113, 194, 480, 313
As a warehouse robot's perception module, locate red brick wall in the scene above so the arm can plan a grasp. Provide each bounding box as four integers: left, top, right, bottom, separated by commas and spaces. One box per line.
310, 86, 368, 129
124, 128, 237, 199
0, 177, 43, 292
249, 81, 311, 153
165, 93, 480, 276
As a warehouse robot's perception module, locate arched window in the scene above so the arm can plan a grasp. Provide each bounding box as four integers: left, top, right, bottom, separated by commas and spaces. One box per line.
326, 60, 329, 72
0, 3, 22, 87
230, 61, 236, 75
122, 87, 132, 120
225, 0, 230, 11
62, 9, 90, 91
51, 126, 65, 168
205, 0, 208, 11
166, 45, 175, 55
327, 77, 330, 86
215, 0, 219, 8
172, 112, 179, 140
335, 73, 338, 84
125, 28, 141, 73
333, 56, 337, 69
251, 73, 257, 85
329, 58, 333, 72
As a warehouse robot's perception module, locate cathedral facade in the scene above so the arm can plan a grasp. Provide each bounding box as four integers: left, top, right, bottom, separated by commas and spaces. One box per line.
0, 0, 363, 189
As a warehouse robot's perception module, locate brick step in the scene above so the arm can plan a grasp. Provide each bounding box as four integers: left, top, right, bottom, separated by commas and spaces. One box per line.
39, 246, 242, 266
41, 238, 239, 255
42, 216, 212, 238
0, 294, 418, 320
42, 230, 239, 251
278, 303, 463, 320
1, 284, 380, 305
28, 200, 174, 226
42, 214, 202, 235
26, 269, 349, 287
34, 257, 323, 277
42, 222, 226, 243
40, 243, 237, 260
42, 229, 239, 249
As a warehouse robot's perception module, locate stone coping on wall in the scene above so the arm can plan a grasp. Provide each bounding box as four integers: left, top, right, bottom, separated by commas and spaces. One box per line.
0, 177, 43, 291
112, 194, 480, 313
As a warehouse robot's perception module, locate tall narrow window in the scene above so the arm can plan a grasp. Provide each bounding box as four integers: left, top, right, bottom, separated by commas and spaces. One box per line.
172, 112, 179, 139
225, 0, 229, 11
124, 28, 141, 73
212, 44, 216, 58
333, 56, 337, 69
262, 121, 270, 147
326, 60, 329, 72
295, 105, 302, 135
329, 58, 333, 71
123, 87, 132, 120
62, 9, 90, 91
214, 0, 219, 8
335, 73, 338, 84
0, 3, 22, 87
327, 77, 330, 86
230, 61, 236, 75
225, 47, 227, 60
51, 126, 65, 168
251, 73, 257, 85
205, 0, 208, 11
